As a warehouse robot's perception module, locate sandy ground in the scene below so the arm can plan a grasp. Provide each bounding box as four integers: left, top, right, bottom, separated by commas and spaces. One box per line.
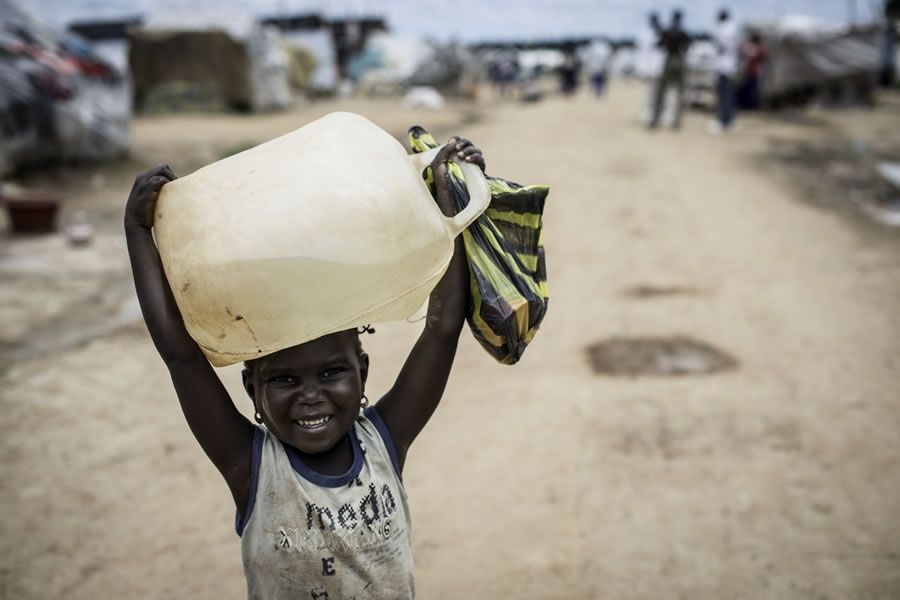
2, 83, 900, 599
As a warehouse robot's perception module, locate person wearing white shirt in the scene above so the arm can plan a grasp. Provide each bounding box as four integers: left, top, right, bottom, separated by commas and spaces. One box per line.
584, 41, 613, 97
711, 8, 739, 133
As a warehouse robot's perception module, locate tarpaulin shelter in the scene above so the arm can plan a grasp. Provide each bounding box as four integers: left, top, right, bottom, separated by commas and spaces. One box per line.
128, 9, 291, 112
347, 33, 433, 86
753, 16, 882, 104
259, 14, 338, 94
407, 42, 477, 92
69, 18, 140, 76
0, 0, 129, 175
281, 30, 337, 93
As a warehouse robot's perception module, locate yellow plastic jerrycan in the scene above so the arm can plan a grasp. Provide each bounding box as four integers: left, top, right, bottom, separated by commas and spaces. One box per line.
154, 112, 490, 367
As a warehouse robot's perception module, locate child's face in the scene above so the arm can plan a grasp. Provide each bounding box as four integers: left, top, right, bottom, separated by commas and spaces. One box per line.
246, 331, 368, 454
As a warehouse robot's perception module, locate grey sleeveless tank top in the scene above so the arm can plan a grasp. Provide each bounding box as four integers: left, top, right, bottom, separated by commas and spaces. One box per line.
238, 407, 414, 599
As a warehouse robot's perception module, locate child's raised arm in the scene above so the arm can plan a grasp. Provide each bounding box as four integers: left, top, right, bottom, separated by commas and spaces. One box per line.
125, 165, 254, 510
374, 138, 485, 470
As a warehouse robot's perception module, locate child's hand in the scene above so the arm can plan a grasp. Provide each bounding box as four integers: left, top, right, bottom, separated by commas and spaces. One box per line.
430, 137, 486, 216
124, 164, 177, 229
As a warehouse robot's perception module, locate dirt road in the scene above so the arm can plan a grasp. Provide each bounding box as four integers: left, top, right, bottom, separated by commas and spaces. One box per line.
2, 84, 900, 599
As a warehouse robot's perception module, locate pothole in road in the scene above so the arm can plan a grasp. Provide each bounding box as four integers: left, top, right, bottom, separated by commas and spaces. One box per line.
586, 335, 738, 377
620, 284, 703, 299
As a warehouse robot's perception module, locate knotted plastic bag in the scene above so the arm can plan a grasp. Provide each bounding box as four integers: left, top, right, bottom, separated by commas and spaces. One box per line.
408, 126, 549, 364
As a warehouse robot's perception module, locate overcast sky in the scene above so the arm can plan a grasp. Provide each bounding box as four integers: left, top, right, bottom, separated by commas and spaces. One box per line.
29, 0, 887, 41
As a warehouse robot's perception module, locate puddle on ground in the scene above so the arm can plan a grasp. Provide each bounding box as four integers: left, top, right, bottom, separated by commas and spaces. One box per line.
620, 284, 703, 299
586, 335, 738, 377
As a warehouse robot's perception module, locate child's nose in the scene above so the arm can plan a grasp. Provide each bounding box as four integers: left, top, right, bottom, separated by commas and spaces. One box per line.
295, 383, 324, 403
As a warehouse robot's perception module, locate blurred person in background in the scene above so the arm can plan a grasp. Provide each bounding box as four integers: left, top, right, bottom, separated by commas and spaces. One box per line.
584, 40, 613, 97
880, 20, 896, 88
559, 44, 581, 96
635, 12, 664, 123
493, 53, 520, 98
709, 8, 739, 134
738, 31, 767, 110
649, 9, 691, 130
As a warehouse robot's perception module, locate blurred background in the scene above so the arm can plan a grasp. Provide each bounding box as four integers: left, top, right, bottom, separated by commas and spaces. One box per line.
1, 0, 899, 598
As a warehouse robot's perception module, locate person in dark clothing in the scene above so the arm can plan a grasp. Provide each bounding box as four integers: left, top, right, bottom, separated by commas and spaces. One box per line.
559, 46, 581, 97
649, 9, 691, 129
738, 32, 767, 110
879, 23, 896, 88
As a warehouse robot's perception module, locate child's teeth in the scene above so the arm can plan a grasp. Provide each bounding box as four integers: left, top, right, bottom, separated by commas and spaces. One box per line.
297, 416, 329, 427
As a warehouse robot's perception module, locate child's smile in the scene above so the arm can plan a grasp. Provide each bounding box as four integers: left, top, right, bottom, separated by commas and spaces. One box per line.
293, 415, 332, 430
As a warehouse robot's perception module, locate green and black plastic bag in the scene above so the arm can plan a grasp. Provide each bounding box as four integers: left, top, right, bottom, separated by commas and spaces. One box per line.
408, 126, 549, 364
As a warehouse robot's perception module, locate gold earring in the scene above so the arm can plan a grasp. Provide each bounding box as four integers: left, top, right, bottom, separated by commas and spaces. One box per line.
360, 394, 369, 408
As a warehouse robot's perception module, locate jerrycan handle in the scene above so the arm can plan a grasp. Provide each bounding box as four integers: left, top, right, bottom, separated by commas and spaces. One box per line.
409, 145, 491, 238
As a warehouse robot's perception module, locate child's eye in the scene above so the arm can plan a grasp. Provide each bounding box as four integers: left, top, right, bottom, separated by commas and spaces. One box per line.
268, 375, 296, 384
321, 367, 345, 380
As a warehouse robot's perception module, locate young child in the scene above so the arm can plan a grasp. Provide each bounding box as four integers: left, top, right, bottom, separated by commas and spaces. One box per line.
124, 136, 486, 599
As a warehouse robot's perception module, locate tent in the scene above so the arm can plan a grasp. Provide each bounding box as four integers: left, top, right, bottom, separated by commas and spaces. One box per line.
347, 33, 433, 85
128, 9, 291, 112
753, 16, 882, 104
281, 29, 338, 93
0, 0, 129, 175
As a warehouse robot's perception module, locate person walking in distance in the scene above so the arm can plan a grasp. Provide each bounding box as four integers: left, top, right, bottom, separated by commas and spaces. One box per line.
738, 31, 767, 110
558, 44, 581, 97
649, 9, 691, 130
585, 40, 613, 98
636, 12, 664, 125
709, 8, 740, 134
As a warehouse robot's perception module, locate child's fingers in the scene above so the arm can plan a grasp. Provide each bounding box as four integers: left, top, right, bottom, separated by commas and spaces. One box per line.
432, 143, 459, 169
467, 155, 486, 172
149, 164, 176, 182
143, 175, 170, 194
139, 171, 174, 193
431, 137, 484, 178
160, 164, 177, 181
134, 165, 174, 190
457, 146, 486, 171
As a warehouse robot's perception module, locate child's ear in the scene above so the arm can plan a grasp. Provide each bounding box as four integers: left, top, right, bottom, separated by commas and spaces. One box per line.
242, 368, 255, 400
359, 352, 369, 388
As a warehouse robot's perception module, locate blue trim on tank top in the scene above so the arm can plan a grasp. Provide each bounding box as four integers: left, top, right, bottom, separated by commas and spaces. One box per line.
234, 411, 398, 537
364, 406, 403, 480
282, 427, 364, 488
235, 426, 265, 536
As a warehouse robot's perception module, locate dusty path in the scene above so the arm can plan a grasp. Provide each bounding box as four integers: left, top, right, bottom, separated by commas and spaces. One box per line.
2, 85, 900, 599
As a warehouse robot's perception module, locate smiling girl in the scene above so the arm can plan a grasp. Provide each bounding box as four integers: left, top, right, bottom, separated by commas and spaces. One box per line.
125, 137, 485, 599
